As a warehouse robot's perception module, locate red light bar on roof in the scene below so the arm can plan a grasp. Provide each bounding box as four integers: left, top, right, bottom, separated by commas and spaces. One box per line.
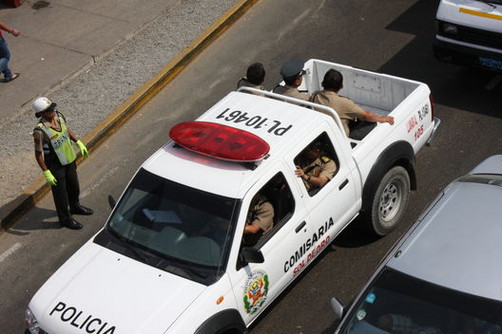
169, 121, 270, 162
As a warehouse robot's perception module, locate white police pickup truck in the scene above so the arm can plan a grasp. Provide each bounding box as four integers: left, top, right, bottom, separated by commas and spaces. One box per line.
25, 59, 440, 334
434, 0, 502, 71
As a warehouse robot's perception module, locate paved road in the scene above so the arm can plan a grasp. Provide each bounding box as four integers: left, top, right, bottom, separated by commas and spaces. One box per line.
0, 0, 241, 226
2, 0, 502, 333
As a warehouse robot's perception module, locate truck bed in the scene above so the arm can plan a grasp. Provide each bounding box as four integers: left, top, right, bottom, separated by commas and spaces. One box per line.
357, 103, 389, 117
300, 59, 420, 113
240, 58, 436, 153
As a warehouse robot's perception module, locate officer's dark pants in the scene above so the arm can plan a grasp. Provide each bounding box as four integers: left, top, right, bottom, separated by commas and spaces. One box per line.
50, 161, 80, 225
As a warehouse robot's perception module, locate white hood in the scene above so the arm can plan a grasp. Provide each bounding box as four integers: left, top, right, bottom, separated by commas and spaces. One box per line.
30, 241, 207, 334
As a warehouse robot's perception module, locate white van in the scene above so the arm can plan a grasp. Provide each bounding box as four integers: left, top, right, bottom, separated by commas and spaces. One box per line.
434, 0, 502, 71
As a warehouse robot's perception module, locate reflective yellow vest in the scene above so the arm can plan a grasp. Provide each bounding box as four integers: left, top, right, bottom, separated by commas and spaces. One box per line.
37, 113, 77, 166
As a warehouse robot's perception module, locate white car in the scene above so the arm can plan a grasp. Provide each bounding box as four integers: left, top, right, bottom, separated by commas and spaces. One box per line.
25, 59, 439, 334
434, 0, 502, 72
331, 155, 502, 334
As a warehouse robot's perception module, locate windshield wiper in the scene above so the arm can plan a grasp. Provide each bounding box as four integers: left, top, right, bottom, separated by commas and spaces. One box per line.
103, 228, 212, 282
106, 228, 150, 262
480, 1, 497, 9
176, 265, 210, 280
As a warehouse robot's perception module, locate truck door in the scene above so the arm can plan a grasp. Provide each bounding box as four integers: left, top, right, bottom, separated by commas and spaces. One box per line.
289, 130, 360, 263
227, 168, 310, 325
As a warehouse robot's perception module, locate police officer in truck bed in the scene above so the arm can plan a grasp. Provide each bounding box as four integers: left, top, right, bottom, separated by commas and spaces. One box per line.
273, 59, 310, 101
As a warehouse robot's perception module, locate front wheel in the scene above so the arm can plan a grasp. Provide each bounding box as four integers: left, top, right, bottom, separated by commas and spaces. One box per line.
367, 166, 410, 236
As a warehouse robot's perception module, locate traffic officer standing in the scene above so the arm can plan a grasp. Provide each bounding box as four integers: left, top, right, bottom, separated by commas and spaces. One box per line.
33, 97, 93, 230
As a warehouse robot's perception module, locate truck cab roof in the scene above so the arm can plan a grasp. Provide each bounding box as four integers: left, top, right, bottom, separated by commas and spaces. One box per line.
142, 90, 337, 198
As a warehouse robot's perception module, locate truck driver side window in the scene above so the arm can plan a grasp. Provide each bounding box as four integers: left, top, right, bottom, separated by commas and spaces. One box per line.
243, 172, 295, 248
294, 132, 339, 196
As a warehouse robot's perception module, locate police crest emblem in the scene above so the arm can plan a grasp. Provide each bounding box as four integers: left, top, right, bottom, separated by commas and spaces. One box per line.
243, 270, 269, 314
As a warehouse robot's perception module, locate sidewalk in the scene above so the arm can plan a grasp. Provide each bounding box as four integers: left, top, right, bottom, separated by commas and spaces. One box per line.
0, 0, 257, 230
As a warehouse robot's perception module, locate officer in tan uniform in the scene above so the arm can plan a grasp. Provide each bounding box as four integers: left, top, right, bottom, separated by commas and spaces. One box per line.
295, 141, 337, 193
243, 193, 274, 246
311, 69, 394, 139
273, 59, 310, 101
237, 62, 266, 95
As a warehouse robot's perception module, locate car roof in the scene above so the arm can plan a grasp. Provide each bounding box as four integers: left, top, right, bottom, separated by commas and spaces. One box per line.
387, 155, 502, 301
142, 91, 334, 198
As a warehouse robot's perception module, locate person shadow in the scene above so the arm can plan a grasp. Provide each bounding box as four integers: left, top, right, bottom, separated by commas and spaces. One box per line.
4, 206, 63, 236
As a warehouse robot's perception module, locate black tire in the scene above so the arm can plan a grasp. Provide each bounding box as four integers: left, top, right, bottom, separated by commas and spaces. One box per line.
367, 166, 410, 236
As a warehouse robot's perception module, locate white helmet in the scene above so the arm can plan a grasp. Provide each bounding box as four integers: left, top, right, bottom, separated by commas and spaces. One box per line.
33, 97, 57, 117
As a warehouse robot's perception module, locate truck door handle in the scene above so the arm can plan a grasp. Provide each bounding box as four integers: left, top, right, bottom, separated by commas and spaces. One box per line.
339, 179, 349, 190
295, 221, 306, 233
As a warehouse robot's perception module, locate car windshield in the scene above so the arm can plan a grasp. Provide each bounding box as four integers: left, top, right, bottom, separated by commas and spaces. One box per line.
97, 168, 240, 285
482, 0, 502, 5
458, 174, 502, 187
338, 268, 502, 334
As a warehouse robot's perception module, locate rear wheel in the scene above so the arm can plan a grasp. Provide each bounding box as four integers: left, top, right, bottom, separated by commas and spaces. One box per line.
368, 166, 410, 236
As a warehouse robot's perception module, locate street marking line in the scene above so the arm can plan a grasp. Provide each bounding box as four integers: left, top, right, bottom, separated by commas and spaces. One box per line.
80, 166, 119, 198
485, 74, 502, 90
0, 242, 22, 263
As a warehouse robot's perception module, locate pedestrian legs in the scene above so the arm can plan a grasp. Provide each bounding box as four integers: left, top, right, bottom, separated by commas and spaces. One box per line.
0, 36, 13, 80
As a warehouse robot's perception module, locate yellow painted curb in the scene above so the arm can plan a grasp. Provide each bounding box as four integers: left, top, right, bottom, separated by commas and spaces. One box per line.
0, 0, 260, 232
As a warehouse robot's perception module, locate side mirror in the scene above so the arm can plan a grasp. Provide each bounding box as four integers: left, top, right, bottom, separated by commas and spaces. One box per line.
108, 195, 116, 209
236, 247, 265, 271
241, 247, 264, 264
331, 297, 344, 322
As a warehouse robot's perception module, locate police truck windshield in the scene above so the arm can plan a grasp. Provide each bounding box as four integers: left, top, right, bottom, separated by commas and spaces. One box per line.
96, 168, 240, 285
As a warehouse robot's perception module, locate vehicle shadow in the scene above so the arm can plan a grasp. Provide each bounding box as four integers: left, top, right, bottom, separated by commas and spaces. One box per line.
321, 322, 340, 334
333, 216, 381, 248
248, 237, 341, 333
249, 217, 380, 333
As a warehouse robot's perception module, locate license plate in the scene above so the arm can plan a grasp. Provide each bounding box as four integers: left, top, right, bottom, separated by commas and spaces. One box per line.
479, 57, 502, 71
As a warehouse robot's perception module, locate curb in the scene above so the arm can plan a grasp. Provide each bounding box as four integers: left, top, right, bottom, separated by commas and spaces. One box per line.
0, 0, 260, 232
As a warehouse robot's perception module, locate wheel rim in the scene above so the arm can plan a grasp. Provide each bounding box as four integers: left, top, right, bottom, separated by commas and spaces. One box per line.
379, 180, 402, 224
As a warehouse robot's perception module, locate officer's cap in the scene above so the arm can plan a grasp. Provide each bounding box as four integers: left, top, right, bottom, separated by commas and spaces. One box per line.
280, 59, 305, 78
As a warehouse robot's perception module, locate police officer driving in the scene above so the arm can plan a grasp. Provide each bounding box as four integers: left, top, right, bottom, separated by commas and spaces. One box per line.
33, 97, 93, 230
